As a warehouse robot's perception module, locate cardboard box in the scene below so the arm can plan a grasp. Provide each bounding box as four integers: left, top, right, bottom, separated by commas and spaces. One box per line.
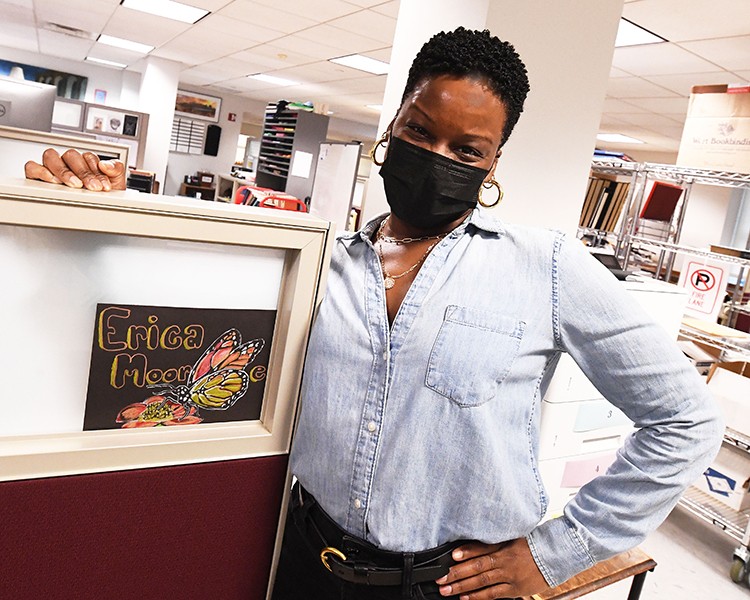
707, 362, 750, 437
677, 84, 750, 174
694, 444, 750, 512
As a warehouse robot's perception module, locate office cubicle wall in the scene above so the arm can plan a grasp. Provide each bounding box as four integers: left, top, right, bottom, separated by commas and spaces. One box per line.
0, 179, 333, 599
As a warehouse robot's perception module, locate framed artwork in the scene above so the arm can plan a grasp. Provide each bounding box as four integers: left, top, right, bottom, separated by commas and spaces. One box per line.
174, 89, 222, 122
0, 59, 88, 100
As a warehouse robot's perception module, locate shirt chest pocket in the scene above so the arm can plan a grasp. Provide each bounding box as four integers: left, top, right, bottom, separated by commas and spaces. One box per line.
426, 305, 526, 408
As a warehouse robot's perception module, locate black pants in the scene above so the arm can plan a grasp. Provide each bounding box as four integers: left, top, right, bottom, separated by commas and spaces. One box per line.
270, 499, 459, 600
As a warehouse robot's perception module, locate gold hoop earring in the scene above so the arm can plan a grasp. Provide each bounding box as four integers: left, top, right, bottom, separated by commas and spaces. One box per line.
369, 132, 389, 166
478, 178, 504, 208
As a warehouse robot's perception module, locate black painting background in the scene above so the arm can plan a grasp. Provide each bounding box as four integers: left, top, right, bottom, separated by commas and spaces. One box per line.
83, 304, 276, 430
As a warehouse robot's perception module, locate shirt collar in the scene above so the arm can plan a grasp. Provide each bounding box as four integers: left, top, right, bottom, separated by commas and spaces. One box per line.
338, 207, 505, 245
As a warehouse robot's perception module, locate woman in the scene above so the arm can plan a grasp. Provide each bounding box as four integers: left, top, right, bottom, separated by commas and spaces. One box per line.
27, 28, 722, 600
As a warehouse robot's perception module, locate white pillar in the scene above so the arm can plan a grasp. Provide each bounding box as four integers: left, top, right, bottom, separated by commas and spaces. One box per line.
138, 56, 181, 191
360, 0, 491, 222
485, 1, 623, 231
119, 70, 142, 111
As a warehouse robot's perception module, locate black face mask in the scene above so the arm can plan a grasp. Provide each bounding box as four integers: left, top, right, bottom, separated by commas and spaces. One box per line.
379, 136, 489, 230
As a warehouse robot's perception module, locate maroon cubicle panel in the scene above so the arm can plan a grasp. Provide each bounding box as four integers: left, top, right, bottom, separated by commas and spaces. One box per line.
0, 455, 288, 599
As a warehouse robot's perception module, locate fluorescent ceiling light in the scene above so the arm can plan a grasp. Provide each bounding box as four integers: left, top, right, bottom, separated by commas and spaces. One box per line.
330, 54, 389, 75
248, 73, 296, 86
366, 104, 383, 111
597, 133, 644, 144
615, 18, 666, 47
86, 56, 127, 69
97, 34, 154, 54
121, 0, 209, 24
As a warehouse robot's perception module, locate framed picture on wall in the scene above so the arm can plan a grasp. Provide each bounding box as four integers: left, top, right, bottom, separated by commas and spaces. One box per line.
174, 90, 222, 122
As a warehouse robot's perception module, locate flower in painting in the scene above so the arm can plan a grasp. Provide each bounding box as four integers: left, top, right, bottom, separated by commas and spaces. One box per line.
116, 395, 202, 428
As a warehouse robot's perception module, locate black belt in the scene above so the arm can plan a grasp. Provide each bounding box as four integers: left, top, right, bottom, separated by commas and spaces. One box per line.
291, 482, 460, 588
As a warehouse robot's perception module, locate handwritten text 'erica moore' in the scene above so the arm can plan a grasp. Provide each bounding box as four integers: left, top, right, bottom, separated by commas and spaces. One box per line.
97, 306, 265, 390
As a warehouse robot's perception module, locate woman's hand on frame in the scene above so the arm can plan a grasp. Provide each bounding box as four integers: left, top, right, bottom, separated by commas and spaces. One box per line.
25, 148, 126, 191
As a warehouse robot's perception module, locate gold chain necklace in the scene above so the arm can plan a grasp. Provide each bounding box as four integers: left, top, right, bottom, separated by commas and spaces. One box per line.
376, 216, 447, 244
375, 220, 447, 290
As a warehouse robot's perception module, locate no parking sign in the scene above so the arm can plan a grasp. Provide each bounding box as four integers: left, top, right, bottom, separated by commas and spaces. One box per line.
678, 260, 728, 321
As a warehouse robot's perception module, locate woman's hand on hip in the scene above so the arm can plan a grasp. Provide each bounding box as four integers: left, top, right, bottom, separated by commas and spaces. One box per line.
25, 148, 126, 191
436, 537, 549, 599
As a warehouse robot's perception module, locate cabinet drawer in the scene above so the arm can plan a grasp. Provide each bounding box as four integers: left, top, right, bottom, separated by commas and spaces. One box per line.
539, 398, 633, 460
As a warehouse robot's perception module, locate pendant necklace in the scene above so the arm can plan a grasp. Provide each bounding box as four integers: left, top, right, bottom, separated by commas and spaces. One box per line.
375, 218, 447, 290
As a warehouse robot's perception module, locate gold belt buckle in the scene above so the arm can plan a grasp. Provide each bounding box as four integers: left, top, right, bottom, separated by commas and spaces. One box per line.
320, 546, 347, 572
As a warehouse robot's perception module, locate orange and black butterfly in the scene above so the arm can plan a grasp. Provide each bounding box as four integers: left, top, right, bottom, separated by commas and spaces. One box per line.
152, 329, 265, 416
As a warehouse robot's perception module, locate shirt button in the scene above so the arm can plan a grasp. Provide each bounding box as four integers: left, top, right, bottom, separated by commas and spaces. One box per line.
354, 498, 362, 509
367, 421, 377, 432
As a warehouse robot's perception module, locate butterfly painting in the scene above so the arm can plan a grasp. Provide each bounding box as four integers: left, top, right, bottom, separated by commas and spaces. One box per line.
115, 329, 265, 427
154, 329, 265, 413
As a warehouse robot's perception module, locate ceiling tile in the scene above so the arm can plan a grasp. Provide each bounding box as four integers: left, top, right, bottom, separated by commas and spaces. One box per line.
103, 7, 192, 47
601, 98, 652, 114
0, 24, 39, 52
362, 47, 392, 62
37, 29, 93, 61
2, 1, 34, 26
272, 34, 346, 61
612, 43, 719, 76
86, 42, 146, 67
610, 67, 633, 78
678, 35, 750, 72
618, 96, 690, 115
342, 0, 386, 6
623, 0, 750, 42
643, 71, 745, 96
328, 9, 397, 44
195, 14, 284, 45
247, 0, 360, 22
33, 0, 115, 37
606, 76, 680, 99
733, 70, 750, 82
216, 1, 316, 33
611, 112, 683, 129
370, 1, 400, 18
273, 60, 375, 82
294, 23, 384, 55
231, 44, 315, 72
152, 28, 253, 66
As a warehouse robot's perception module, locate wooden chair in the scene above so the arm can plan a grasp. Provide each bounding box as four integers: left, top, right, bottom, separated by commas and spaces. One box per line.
522, 547, 656, 600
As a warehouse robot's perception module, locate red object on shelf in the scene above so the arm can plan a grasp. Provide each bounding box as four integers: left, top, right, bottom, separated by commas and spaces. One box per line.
640, 181, 684, 222
234, 185, 307, 212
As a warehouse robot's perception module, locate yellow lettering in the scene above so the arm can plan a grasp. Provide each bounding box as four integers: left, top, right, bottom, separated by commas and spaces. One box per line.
110, 353, 147, 389
183, 325, 204, 350
98, 306, 130, 351
249, 365, 266, 383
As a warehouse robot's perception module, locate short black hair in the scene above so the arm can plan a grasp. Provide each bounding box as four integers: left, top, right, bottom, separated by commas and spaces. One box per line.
401, 27, 530, 148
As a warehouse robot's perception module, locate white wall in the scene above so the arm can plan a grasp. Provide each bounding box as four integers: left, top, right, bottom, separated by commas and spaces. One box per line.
484, 0, 624, 232
164, 91, 267, 196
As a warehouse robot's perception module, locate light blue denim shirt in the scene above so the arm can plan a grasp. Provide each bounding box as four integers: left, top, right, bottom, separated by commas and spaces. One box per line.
290, 208, 723, 586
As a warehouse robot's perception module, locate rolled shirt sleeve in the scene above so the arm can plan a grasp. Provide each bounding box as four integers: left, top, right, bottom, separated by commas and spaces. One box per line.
527, 234, 724, 586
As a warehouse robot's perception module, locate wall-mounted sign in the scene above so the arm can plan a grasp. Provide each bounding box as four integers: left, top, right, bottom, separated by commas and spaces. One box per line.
83, 304, 276, 430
